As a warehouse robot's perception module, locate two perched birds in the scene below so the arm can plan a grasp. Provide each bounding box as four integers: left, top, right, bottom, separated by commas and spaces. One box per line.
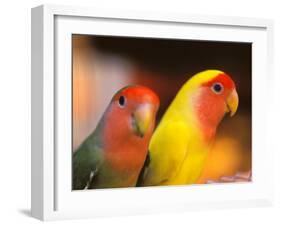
73, 70, 239, 190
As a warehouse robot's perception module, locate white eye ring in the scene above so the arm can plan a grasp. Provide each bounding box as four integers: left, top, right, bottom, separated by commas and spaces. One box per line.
118, 95, 126, 108
211, 83, 224, 94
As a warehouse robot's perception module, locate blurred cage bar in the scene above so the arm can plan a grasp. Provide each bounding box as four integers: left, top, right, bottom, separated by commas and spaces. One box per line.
72, 34, 252, 183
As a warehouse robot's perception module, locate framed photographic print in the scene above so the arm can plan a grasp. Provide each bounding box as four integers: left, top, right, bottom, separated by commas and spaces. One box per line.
31, 4, 274, 221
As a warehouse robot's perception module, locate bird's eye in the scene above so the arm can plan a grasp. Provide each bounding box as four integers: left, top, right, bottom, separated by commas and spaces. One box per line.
118, 95, 126, 107
211, 83, 224, 94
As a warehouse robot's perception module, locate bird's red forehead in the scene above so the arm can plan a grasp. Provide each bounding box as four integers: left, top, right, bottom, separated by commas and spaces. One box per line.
202, 73, 235, 89
115, 86, 160, 105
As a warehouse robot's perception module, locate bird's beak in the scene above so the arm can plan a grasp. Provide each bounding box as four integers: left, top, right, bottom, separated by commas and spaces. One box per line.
132, 104, 153, 138
226, 89, 239, 117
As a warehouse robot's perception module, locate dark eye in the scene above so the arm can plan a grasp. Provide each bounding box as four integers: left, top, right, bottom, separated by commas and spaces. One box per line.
118, 95, 126, 107
212, 83, 224, 94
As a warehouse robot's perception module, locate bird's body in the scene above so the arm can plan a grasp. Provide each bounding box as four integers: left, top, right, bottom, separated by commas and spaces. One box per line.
139, 70, 239, 186
73, 85, 159, 189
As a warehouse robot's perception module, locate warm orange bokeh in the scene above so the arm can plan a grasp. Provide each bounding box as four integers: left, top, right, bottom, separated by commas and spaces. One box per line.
198, 138, 243, 183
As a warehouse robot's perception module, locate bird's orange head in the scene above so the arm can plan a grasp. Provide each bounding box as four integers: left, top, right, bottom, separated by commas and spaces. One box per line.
185, 70, 239, 136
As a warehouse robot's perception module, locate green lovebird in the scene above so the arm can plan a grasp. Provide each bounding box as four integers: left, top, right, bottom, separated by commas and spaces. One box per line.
73, 85, 160, 190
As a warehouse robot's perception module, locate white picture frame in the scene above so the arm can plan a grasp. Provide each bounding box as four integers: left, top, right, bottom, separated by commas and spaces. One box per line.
31, 4, 274, 221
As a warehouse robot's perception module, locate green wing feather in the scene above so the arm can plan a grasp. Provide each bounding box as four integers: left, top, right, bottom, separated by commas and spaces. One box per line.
72, 134, 103, 190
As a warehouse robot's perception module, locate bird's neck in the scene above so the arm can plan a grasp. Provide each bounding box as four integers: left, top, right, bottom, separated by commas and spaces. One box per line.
168, 89, 223, 142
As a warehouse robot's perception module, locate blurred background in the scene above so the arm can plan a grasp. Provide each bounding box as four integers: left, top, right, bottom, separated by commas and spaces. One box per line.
72, 34, 252, 183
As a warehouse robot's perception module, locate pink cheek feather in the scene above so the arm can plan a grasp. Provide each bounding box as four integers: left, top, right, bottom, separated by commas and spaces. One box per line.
193, 88, 227, 140
102, 102, 153, 173
103, 104, 131, 143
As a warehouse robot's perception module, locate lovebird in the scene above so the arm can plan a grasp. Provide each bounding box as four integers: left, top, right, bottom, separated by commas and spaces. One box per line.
73, 85, 160, 189
138, 70, 239, 186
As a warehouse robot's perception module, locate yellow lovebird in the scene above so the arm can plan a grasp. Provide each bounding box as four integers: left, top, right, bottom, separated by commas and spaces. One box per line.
137, 70, 239, 186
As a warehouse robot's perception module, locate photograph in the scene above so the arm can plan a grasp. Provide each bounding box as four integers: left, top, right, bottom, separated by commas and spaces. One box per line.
72, 34, 252, 190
